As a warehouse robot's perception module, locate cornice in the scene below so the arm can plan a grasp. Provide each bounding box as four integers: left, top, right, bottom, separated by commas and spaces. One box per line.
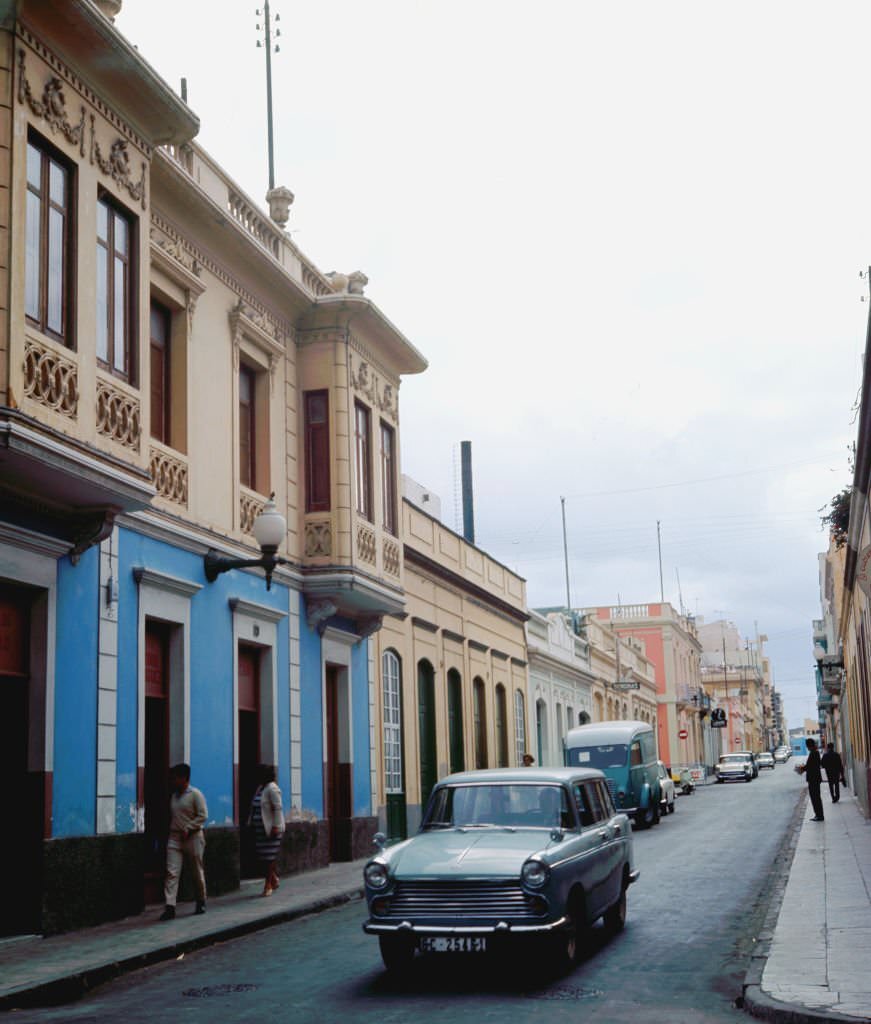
229, 596, 287, 624
132, 566, 201, 598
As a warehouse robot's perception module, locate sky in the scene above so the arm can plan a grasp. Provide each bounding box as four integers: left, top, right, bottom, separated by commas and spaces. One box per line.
116, 0, 870, 730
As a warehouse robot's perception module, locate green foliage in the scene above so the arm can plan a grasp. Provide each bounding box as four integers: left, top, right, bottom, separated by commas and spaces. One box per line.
820, 487, 852, 548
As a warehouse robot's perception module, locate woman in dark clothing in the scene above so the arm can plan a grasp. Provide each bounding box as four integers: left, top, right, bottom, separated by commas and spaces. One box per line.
802, 738, 825, 822
248, 764, 285, 896
821, 743, 846, 803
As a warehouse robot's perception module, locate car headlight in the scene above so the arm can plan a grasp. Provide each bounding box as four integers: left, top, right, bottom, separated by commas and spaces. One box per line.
521, 859, 550, 889
364, 861, 390, 889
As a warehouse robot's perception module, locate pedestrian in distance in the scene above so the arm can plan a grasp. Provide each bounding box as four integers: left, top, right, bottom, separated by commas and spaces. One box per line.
522, 753, 535, 767
820, 742, 847, 804
798, 737, 825, 822
248, 764, 285, 897
159, 763, 208, 921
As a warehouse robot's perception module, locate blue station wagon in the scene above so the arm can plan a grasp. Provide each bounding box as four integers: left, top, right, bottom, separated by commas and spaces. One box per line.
362, 767, 639, 971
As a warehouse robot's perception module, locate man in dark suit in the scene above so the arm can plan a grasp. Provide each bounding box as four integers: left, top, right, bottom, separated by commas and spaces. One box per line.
821, 743, 846, 803
804, 738, 824, 821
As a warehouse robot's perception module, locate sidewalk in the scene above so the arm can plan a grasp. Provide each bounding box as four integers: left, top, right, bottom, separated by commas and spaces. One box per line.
0, 858, 367, 1010
744, 786, 871, 1023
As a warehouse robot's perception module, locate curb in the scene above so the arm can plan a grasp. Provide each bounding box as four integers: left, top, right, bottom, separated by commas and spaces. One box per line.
0, 887, 364, 1011
741, 794, 857, 1024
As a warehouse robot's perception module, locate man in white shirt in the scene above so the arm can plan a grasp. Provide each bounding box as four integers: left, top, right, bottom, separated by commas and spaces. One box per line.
159, 763, 208, 921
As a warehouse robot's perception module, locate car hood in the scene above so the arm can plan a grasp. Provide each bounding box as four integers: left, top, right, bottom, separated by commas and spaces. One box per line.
386, 829, 553, 878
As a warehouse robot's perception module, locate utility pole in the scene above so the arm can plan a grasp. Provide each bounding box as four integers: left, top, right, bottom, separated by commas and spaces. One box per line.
656, 520, 664, 602
256, 2, 281, 190
560, 496, 571, 613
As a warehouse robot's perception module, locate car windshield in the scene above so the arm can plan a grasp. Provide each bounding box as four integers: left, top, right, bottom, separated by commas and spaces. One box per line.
423, 784, 571, 830
565, 744, 629, 769
721, 754, 748, 763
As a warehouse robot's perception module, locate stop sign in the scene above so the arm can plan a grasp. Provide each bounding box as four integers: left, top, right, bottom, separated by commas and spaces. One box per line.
678, 729, 688, 739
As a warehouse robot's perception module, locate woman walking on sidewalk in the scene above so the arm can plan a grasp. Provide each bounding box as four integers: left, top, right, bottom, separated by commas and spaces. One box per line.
248, 764, 285, 896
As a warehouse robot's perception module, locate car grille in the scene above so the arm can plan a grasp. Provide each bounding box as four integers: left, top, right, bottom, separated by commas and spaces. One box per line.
378, 881, 544, 920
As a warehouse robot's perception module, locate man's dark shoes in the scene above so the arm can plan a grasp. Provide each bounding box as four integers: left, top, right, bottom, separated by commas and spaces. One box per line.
194, 900, 206, 915
810, 816, 825, 822
159, 905, 176, 921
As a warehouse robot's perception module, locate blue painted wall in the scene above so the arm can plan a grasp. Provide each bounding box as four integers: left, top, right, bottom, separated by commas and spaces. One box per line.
352, 637, 371, 816
53, 547, 99, 837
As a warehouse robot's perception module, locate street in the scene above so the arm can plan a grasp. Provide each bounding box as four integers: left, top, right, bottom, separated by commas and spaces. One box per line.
13, 767, 804, 1024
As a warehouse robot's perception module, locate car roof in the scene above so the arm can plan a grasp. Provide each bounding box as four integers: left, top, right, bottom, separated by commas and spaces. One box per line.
564, 719, 652, 744
436, 767, 605, 786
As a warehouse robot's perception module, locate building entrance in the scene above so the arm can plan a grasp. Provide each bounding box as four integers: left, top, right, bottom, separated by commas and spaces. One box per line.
143, 621, 170, 904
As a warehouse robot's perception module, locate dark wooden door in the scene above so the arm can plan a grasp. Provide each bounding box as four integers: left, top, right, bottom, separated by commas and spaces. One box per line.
238, 646, 260, 876
0, 589, 41, 935
417, 661, 437, 810
447, 670, 464, 774
325, 666, 352, 860
144, 622, 170, 904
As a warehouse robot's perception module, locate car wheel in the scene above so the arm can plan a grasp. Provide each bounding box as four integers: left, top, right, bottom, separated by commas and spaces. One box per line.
603, 886, 627, 935
379, 935, 416, 971
716, 777, 724, 784
668, 797, 675, 814
636, 801, 656, 829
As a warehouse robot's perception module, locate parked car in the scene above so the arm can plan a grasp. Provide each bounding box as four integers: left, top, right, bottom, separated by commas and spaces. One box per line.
671, 765, 696, 795
362, 767, 639, 972
564, 720, 662, 828
734, 750, 759, 778
756, 752, 775, 770
656, 760, 676, 814
773, 747, 790, 763
714, 752, 754, 783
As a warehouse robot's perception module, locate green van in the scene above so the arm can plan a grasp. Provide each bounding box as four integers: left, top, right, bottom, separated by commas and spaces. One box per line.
564, 720, 662, 828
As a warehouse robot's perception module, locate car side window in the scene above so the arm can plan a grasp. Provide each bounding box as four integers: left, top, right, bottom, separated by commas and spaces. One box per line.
596, 780, 616, 818
558, 787, 576, 830
583, 781, 606, 823
630, 741, 643, 766
572, 783, 595, 827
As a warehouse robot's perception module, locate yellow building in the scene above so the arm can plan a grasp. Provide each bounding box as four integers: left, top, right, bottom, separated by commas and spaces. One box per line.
372, 494, 529, 838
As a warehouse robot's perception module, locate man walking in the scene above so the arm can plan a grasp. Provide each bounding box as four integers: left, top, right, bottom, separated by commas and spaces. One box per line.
821, 742, 846, 804
803, 737, 825, 822
160, 763, 208, 921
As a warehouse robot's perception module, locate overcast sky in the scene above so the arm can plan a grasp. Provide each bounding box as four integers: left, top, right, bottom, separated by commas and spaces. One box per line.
117, 0, 869, 731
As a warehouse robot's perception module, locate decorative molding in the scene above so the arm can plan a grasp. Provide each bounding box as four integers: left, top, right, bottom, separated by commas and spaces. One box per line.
150, 227, 201, 281
511, 657, 528, 668
442, 629, 466, 645
306, 597, 337, 635
132, 566, 201, 598
18, 30, 151, 154
229, 299, 286, 390
228, 596, 287, 624
304, 518, 332, 558
17, 49, 85, 154
348, 332, 400, 390
382, 537, 400, 577
492, 649, 510, 661
240, 490, 265, 534
357, 615, 383, 641
23, 338, 78, 419
149, 446, 188, 507
356, 522, 377, 567
96, 378, 140, 451
71, 508, 118, 565
468, 639, 489, 653
411, 616, 439, 634
349, 352, 398, 423
90, 114, 147, 209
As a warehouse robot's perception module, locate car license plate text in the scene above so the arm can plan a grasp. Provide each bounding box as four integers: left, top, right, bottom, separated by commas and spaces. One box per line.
420, 936, 487, 953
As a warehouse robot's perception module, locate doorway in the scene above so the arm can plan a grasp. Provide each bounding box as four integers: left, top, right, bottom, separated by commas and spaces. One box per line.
143, 621, 170, 904
325, 665, 352, 861
238, 644, 261, 876
418, 660, 437, 809
0, 584, 43, 935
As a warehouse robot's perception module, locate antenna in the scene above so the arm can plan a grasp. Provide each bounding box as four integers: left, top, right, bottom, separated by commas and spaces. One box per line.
255, 3, 282, 191
560, 496, 571, 612
656, 520, 664, 602
675, 567, 684, 616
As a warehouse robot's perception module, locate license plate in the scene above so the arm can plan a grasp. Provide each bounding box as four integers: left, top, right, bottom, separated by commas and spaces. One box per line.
420, 936, 487, 953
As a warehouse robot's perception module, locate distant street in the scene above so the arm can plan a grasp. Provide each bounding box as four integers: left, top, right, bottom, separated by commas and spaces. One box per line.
16, 768, 804, 1024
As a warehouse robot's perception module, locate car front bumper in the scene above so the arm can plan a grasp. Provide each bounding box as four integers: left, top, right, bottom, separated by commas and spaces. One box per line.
363, 915, 571, 936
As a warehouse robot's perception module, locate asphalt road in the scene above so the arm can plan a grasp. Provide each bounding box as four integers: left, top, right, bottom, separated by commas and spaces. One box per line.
14, 766, 804, 1024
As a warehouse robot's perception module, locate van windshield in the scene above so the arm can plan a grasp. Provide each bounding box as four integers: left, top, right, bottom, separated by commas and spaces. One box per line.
566, 744, 629, 769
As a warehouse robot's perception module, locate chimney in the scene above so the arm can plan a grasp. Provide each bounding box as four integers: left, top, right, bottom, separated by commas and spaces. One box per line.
461, 440, 475, 544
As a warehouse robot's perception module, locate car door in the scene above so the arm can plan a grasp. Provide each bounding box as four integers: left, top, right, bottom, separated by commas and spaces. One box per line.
593, 778, 627, 906
572, 779, 618, 919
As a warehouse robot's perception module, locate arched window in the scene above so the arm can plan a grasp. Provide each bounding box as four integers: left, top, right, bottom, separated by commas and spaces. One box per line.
514, 690, 526, 765
495, 684, 508, 767
382, 650, 402, 794
473, 677, 488, 769
447, 669, 464, 773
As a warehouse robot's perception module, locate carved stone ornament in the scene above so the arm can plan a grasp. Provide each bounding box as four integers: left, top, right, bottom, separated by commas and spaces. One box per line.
90, 115, 147, 210
306, 597, 338, 636
18, 50, 86, 154
350, 356, 397, 423
149, 227, 200, 277
326, 270, 368, 295
356, 615, 383, 641
230, 298, 280, 343
266, 185, 294, 227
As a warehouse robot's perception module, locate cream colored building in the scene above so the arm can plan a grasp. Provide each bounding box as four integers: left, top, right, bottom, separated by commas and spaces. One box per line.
372, 494, 529, 837
526, 610, 595, 766
581, 614, 658, 728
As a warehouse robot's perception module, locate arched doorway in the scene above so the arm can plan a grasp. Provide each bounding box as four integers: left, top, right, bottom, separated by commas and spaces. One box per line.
417, 660, 437, 809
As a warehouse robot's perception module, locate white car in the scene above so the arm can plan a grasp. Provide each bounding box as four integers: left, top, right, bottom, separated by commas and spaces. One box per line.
656, 760, 676, 814
756, 752, 775, 770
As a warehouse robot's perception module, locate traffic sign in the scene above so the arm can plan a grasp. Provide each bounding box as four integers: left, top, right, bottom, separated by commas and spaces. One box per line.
613, 680, 640, 691
678, 728, 688, 739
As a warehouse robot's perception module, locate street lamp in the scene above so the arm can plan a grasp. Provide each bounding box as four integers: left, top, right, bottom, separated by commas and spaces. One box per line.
203, 494, 288, 590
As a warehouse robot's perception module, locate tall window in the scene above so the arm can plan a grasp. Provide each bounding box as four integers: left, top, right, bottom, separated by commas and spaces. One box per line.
473, 678, 488, 769
495, 684, 508, 767
515, 690, 526, 766
150, 300, 171, 444
382, 651, 403, 794
239, 363, 256, 489
380, 421, 397, 535
26, 134, 73, 344
447, 669, 464, 773
304, 390, 330, 512
354, 401, 372, 520
96, 195, 134, 379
